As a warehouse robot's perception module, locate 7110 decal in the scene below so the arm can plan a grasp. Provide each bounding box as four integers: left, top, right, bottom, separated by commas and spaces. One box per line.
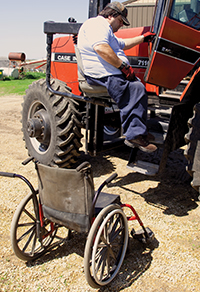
127, 56, 149, 68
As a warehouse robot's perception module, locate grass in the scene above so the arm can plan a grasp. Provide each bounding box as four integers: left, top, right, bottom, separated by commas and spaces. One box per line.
0, 72, 46, 96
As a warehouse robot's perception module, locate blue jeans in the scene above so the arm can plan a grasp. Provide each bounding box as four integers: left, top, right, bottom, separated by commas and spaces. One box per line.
85, 74, 148, 140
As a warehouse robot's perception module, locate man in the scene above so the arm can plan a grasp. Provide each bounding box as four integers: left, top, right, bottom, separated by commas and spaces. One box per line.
77, 1, 157, 153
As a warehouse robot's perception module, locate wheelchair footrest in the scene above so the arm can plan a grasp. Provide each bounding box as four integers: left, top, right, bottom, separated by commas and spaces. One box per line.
131, 227, 154, 243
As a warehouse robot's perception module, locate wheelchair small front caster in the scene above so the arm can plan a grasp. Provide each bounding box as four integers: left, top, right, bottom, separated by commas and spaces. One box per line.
131, 227, 154, 244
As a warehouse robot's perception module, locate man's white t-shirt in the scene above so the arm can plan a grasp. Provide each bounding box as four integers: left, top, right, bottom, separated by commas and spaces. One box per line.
77, 16, 130, 78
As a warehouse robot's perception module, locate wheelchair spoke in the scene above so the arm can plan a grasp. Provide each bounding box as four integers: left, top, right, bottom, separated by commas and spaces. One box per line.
95, 246, 107, 275
110, 225, 123, 243
23, 208, 36, 222
22, 226, 36, 253
99, 254, 107, 281
31, 232, 37, 255
17, 224, 35, 244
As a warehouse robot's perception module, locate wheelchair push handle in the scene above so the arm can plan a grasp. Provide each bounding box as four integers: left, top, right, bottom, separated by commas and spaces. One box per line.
0, 171, 16, 178
0, 171, 37, 195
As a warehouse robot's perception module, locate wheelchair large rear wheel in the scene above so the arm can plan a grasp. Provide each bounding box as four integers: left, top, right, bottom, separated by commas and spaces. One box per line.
84, 204, 128, 288
11, 191, 57, 261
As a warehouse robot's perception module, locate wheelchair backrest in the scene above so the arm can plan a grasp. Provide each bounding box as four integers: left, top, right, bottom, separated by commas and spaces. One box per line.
37, 163, 95, 232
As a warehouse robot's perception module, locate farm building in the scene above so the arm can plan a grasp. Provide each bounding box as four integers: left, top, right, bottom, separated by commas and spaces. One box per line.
123, 0, 156, 27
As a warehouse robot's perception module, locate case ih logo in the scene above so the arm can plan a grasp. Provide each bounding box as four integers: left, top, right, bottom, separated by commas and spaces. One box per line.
53, 53, 77, 63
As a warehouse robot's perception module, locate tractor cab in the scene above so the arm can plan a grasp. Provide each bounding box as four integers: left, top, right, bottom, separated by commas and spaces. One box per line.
145, 0, 200, 88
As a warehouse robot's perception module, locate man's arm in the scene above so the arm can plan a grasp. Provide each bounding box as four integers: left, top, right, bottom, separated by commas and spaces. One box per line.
93, 43, 135, 81
123, 35, 144, 50
123, 32, 156, 49
93, 36, 145, 68
93, 43, 122, 68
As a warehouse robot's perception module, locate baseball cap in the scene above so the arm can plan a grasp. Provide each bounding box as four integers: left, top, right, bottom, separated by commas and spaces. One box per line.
106, 1, 130, 26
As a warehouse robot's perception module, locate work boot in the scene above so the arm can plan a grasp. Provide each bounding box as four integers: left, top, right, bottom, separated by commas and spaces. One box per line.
124, 135, 157, 153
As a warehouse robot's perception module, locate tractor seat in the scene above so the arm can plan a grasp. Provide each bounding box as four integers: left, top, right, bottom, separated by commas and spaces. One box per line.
75, 46, 109, 98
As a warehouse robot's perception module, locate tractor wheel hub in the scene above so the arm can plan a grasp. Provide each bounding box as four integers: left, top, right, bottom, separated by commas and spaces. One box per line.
27, 109, 51, 144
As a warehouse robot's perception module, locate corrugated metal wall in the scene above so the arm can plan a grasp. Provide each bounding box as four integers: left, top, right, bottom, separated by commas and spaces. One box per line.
124, 1, 156, 28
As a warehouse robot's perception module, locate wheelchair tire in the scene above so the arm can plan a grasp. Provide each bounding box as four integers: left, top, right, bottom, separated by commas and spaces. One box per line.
84, 204, 128, 288
10, 191, 57, 261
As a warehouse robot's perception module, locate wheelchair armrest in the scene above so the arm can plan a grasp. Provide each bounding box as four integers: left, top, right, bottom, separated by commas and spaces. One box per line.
105, 173, 118, 185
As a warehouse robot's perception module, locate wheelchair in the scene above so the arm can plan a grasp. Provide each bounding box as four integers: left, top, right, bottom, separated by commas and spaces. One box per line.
0, 159, 154, 288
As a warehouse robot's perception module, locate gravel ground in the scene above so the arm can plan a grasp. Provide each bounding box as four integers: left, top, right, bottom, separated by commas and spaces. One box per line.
0, 94, 200, 292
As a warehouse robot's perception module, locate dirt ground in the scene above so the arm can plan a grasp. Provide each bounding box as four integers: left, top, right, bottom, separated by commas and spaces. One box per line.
0, 94, 200, 291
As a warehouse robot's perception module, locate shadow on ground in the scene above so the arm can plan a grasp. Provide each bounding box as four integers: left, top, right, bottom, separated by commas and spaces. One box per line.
75, 145, 199, 216
27, 229, 159, 291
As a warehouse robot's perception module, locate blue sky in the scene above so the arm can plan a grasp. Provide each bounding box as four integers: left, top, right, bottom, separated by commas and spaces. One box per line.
1, 0, 124, 60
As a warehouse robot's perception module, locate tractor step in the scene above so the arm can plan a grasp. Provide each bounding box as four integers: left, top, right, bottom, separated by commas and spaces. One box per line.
159, 92, 181, 100
127, 160, 159, 176
126, 130, 165, 176
165, 89, 182, 96
158, 79, 189, 106
149, 131, 166, 145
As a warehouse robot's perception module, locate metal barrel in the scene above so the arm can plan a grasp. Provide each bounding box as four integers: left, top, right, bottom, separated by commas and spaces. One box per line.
8, 52, 26, 62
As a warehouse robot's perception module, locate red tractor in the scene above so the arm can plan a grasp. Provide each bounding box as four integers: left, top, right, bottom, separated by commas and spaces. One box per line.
22, 0, 200, 193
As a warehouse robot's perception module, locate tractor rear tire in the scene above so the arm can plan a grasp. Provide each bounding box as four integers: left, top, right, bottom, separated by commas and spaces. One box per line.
184, 103, 200, 192
22, 78, 83, 168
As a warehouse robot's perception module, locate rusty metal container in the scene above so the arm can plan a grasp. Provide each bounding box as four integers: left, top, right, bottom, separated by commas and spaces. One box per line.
8, 52, 26, 62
